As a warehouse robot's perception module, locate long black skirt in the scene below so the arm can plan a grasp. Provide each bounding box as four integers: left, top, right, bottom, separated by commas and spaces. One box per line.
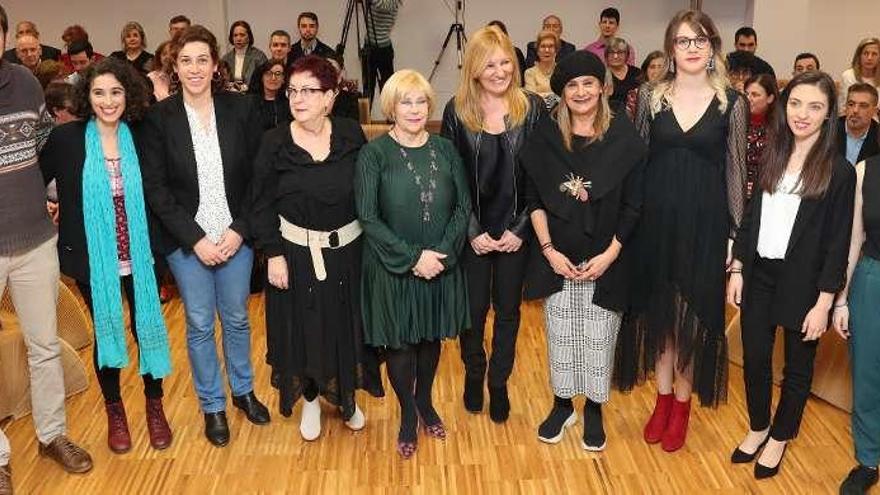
265, 237, 383, 419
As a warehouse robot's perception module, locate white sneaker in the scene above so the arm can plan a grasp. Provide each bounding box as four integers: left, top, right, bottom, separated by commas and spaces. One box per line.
344, 403, 366, 431
300, 397, 322, 441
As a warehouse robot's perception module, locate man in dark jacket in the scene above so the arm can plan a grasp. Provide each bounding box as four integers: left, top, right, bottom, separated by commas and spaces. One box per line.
838, 83, 880, 165
287, 12, 335, 66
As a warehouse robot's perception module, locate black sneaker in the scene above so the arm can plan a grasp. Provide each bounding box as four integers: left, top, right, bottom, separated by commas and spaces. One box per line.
537, 404, 577, 444
840, 465, 879, 495
582, 400, 606, 451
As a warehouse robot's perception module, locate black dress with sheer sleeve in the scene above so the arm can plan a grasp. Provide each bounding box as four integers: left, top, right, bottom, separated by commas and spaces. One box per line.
617, 83, 748, 406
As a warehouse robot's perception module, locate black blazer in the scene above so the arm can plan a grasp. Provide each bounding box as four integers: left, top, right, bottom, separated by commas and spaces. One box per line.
732, 156, 856, 330
837, 116, 880, 164
39, 120, 156, 283
287, 39, 336, 66
139, 91, 262, 255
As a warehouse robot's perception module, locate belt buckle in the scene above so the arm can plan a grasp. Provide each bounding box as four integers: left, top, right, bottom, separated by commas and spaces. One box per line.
328, 230, 340, 248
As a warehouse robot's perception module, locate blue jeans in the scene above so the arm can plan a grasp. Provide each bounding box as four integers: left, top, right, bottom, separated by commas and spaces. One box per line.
167, 245, 255, 413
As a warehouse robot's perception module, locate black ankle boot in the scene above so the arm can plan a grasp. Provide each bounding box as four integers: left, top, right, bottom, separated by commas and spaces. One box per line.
463, 375, 484, 413
537, 396, 576, 444
488, 384, 510, 423
582, 399, 606, 451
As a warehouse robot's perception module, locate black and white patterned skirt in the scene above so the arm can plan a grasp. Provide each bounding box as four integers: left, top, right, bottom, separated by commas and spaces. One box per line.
544, 279, 622, 402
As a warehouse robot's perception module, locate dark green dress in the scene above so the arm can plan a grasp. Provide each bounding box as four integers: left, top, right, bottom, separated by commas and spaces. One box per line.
355, 133, 471, 349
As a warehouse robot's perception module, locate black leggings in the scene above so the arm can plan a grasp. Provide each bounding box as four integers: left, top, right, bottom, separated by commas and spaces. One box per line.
78, 276, 163, 403
385, 341, 442, 442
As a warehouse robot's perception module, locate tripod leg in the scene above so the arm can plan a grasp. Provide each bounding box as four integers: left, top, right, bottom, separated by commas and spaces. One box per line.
428, 24, 458, 82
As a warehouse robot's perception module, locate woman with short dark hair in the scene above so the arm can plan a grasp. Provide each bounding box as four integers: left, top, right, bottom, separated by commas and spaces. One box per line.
221, 20, 267, 92
40, 57, 172, 454
140, 25, 270, 448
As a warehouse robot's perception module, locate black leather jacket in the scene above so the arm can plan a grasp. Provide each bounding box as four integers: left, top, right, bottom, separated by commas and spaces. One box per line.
440, 92, 545, 240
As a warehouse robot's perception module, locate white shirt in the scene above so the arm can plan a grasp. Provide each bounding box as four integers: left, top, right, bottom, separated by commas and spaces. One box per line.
184, 102, 233, 244
757, 172, 802, 259
233, 48, 246, 81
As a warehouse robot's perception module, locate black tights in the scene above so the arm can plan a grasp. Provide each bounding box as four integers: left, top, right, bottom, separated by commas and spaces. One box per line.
386, 341, 441, 442
77, 276, 163, 403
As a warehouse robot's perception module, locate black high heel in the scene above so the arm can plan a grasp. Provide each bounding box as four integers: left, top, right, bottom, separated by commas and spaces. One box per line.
730, 432, 770, 463
754, 441, 787, 479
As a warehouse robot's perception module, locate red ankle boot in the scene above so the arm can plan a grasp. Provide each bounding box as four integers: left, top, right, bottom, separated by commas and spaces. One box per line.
644, 393, 674, 444
146, 398, 173, 450
661, 397, 691, 452
105, 401, 132, 454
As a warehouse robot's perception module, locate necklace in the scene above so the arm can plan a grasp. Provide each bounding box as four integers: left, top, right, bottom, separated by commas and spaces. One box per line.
393, 132, 438, 223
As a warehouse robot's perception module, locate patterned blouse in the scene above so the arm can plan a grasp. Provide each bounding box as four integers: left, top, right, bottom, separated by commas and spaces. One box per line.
746, 113, 768, 199
185, 102, 233, 244
105, 157, 131, 276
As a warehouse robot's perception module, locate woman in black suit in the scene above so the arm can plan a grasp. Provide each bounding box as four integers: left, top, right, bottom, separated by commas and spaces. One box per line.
39, 58, 172, 454
727, 71, 856, 479
140, 25, 269, 448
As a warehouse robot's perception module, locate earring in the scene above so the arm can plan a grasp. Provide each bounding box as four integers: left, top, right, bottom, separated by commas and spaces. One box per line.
212, 71, 222, 82
668, 59, 676, 73
707, 56, 716, 72
170, 72, 180, 84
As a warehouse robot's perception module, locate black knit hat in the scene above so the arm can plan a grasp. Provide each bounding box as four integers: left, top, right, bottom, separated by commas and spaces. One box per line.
550, 50, 607, 96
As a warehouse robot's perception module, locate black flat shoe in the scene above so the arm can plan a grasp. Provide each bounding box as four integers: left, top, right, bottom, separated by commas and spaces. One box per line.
731, 432, 770, 463
840, 465, 879, 495
463, 375, 484, 413
488, 385, 510, 423
233, 391, 271, 425
204, 412, 230, 447
754, 442, 787, 479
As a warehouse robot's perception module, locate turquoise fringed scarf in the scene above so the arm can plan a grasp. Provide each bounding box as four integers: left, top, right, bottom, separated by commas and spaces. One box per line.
83, 118, 171, 378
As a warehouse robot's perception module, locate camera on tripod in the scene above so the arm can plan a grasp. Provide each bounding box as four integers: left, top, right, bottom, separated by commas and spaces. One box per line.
428, 0, 467, 82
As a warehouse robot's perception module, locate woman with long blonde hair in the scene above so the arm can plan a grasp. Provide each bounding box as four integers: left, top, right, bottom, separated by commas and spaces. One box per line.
840, 37, 880, 110
619, 10, 748, 453
441, 26, 545, 423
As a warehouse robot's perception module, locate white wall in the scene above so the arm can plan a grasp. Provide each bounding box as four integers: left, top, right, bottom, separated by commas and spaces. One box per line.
753, 0, 879, 80
13, 0, 877, 116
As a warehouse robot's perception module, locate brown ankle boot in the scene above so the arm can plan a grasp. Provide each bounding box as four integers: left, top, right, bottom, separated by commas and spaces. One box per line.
105, 401, 132, 454
644, 393, 674, 444
661, 397, 692, 452
146, 398, 173, 450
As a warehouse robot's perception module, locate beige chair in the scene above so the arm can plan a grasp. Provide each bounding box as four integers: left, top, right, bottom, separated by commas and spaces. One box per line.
0, 283, 90, 421
726, 307, 852, 411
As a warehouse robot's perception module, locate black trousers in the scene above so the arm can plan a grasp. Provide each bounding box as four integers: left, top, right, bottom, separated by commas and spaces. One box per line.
460, 245, 528, 387
363, 44, 394, 104
740, 257, 818, 440
78, 275, 164, 403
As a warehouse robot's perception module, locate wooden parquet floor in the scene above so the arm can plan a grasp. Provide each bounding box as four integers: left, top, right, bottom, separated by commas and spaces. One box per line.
3, 294, 872, 494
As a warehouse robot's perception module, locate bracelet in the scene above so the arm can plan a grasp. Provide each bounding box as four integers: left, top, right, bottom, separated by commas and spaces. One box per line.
540, 242, 554, 252
729, 269, 742, 273
834, 302, 847, 308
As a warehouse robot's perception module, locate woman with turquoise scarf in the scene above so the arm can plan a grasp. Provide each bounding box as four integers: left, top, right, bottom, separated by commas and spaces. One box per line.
39, 58, 172, 455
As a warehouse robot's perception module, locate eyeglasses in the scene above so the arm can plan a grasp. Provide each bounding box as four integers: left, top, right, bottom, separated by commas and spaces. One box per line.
607, 50, 627, 57
285, 86, 323, 99
673, 35, 710, 51
266, 70, 284, 79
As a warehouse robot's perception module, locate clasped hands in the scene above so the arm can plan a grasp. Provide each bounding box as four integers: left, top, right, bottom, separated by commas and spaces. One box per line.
544, 247, 615, 281
193, 228, 243, 267
412, 250, 447, 280
470, 230, 523, 256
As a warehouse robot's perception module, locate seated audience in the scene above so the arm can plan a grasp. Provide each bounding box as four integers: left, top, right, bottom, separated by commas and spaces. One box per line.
288, 12, 335, 65
523, 30, 558, 102
743, 73, 778, 198
60, 25, 104, 73
64, 39, 95, 85
840, 37, 879, 110
44, 81, 76, 125
246, 58, 292, 130
837, 83, 879, 164
584, 7, 635, 65
14, 31, 41, 72
268, 29, 292, 62
221, 20, 267, 92
525, 15, 575, 68
625, 50, 666, 118
2, 20, 60, 63
726, 49, 760, 92
728, 26, 775, 77
792, 52, 819, 75
146, 40, 175, 102
110, 21, 154, 77
605, 37, 641, 108
168, 15, 191, 40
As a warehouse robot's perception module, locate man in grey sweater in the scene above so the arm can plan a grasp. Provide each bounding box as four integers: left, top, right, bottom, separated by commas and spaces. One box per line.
0, 5, 92, 493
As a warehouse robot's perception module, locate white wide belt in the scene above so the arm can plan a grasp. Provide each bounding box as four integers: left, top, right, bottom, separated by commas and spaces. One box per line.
278, 216, 362, 281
